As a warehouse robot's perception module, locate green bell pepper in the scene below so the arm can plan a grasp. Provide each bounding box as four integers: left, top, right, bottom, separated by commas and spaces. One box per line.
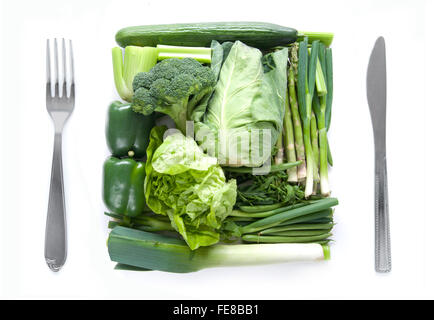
103, 157, 146, 217
106, 101, 155, 159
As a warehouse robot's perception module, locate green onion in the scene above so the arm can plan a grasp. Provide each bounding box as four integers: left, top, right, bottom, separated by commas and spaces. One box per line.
108, 226, 330, 273
298, 39, 319, 197
230, 202, 312, 218
310, 111, 320, 184
313, 42, 331, 196
325, 48, 334, 131
315, 58, 327, 96
327, 141, 333, 166
259, 230, 331, 237
239, 201, 289, 213
260, 223, 334, 234
242, 233, 332, 244
277, 209, 333, 226
241, 198, 338, 234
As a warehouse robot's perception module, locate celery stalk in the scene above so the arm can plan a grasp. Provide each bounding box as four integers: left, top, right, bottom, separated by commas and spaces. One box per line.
157, 44, 212, 63
112, 46, 157, 101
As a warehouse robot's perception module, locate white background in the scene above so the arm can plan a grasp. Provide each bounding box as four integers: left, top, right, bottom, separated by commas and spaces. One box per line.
0, 0, 432, 299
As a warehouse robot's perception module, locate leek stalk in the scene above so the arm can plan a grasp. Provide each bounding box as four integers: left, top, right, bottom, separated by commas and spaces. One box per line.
108, 226, 329, 273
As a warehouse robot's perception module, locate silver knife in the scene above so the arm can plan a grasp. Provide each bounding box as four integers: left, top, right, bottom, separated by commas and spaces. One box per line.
367, 36, 391, 272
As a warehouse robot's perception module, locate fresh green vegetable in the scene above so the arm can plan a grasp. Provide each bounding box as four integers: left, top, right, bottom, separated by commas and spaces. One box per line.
327, 141, 334, 167
282, 90, 298, 182
112, 46, 157, 102
310, 111, 320, 185
313, 43, 331, 196
260, 229, 330, 237
274, 132, 284, 165
288, 43, 306, 181
115, 22, 298, 49
228, 169, 305, 207
105, 101, 155, 159
156, 44, 212, 63
239, 202, 289, 213
325, 48, 334, 131
131, 58, 215, 134
325, 48, 334, 169
242, 233, 332, 243
144, 126, 237, 250
104, 212, 174, 232
105, 24, 337, 272
230, 202, 310, 218
194, 41, 288, 167
297, 39, 319, 197
277, 209, 333, 226
108, 226, 329, 273
297, 31, 334, 47
103, 157, 146, 217
209, 40, 234, 81
241, 198, 338, 234
260, 223, 334, 234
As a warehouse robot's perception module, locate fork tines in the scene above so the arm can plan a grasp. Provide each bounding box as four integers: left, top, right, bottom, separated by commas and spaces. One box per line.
46, 38, 74, 100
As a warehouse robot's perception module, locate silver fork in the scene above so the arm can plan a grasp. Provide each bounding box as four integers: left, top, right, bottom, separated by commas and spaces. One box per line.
45, 39, 75, 272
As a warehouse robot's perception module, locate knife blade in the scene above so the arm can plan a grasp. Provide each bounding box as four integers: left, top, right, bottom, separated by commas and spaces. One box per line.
367, 36, 391, 273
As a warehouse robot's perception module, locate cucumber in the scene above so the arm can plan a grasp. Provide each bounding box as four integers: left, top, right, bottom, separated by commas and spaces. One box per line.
115, 22, 298, 49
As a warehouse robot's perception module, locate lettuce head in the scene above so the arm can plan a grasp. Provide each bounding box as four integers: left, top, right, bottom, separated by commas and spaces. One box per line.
145, 126, 237, 250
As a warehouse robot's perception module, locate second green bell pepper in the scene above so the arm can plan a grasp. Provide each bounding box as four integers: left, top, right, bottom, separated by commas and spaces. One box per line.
103, 157, 146, 217
106, 101, 155, 159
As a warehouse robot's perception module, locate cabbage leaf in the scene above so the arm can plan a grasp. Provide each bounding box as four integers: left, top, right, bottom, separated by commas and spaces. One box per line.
194, 41, 288, 167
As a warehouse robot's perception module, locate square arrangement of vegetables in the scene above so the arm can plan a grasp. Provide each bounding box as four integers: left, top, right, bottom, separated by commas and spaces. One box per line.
103, 22, 338, 273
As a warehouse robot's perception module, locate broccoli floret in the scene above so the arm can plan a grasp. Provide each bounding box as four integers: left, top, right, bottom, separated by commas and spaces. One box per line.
131, 58, 216, 134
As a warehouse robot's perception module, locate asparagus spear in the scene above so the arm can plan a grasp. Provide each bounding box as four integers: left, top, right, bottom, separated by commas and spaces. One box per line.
288, 43, 306, 181
274, 131, 284, 165
282, 89, 298, 182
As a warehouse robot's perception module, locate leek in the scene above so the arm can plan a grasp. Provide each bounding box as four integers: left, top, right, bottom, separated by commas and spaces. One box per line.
108, 226, 329, 273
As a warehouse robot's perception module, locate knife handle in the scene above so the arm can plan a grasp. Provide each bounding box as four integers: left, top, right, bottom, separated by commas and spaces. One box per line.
374, 154, 391, 272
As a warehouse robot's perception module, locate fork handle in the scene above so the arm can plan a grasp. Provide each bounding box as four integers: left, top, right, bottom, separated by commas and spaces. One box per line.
374, 154, 391, 272
45, 132, 67, 272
